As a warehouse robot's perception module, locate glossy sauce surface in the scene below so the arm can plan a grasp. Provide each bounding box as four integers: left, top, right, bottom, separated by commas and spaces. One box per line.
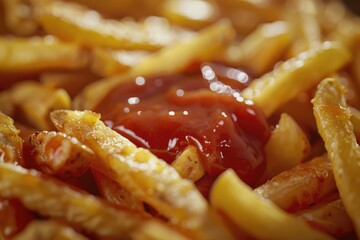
96, 64, 270, 191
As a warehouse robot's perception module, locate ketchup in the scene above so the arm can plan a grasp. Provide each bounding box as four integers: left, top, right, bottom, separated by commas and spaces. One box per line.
95, 64, 270, 192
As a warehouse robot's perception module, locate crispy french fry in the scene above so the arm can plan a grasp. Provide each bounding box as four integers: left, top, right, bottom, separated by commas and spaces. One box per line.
90, 48, 150, 77
313, 77, 360, 237
28, 131, 93, 179
50, 110, 205, 226
0, 112, 24, 166
92, 170, 144, 211
171, 145, 205, 182
0, 162, 188, 239
73, 19, 236, 110
255, 155, 337, 212
223, 21, 291, 76
260, 113, 310, 182
0, 36, 87, 72
210, 169, 333, 240
241, 41, 351, 117
298, 199, 354, 237
0, 82, 70, 130
36, 1, 193, 50
13, 220, 88, 240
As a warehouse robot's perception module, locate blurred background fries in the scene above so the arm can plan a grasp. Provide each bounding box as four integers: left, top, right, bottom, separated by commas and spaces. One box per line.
1, 0, 360, 239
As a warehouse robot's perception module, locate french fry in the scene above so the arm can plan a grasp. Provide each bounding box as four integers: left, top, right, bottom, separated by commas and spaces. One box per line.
223, 21, 291, 76
0, 111, 24, 166
73, 19, 236, 110
36, 0, 193, 51
90, 48, 150, 77
298, 199, 354, 237
0, 82, 71, 130
313, 77, 360, 237
255, 155, 337, 212
28, 131, 93, 179
50, 110, 206, 226
241, 41, 351, 117
3, 0, 38, 36
350, 107, 360, 135
171, 145, 205, 182
0, 162, 189, 239
92, 170, 144, 211
260, 113, 310, 182
0, 36, 87, 72
210, 169, 333, 240
13, 220, 88, 240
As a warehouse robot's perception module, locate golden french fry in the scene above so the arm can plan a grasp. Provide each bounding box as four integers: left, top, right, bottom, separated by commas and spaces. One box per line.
90, 48, 150, 77
50, 110, 206, 228
223, 21, 291, 76
0, 36, 87, 72
241, 41, 351, 117
73, 19, 236, 110
171, 145, 205, 182
313, 77, 360, 237
260, 113, 310, 182
210, 169, 333, 240
298, 199, 354, 237
0, 162, 188, 239
255, 155, 336, 212
0, 82, 70, 130
13, 220, 88, 240
92, 170, 144, 211
28, 131, 93, 179
0, 112, 24, 166
36, 1, 193, 50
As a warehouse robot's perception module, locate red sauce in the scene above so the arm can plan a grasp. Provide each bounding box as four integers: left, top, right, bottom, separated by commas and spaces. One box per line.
95, 64, 270, 191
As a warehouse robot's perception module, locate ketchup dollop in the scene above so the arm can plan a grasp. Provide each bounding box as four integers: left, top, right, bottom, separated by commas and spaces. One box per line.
95, 65, 270, 195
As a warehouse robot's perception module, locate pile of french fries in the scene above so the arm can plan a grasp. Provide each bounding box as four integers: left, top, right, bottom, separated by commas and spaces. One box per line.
1, 0, 360, 239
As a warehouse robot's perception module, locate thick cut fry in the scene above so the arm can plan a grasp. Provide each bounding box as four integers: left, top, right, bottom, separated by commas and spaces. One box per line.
171, 145, 205, 182
260, 113, 310, 182
0, 36, 87, 72
223, 21, 291, 76
36, 1, 193, 50
210, 169, 333, 240
313, 77, 360, 237
0, 82, 71, 130
73, 19, 235, 110
241, 41, 351, 117
0, 162, 188, 240
13, 220, 88, 240
28, 131, 93, 179
298, 199, 354, 237
0, 112, 24, 166
255, 155, 337, 212
92, 170, 144, 211
50, 110, 206, 228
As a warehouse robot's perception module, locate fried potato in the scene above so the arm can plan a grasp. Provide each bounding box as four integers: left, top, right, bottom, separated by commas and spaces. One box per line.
28, 131, 93, 179
73, 19, 236, 110
255, 155, 336, 212
13, 220, 88, 240
171, 145, 205, 182
36, 0, 193, 50
92, 170, 144, 211
210, 169, 333, 240
50, 111, 205, 226
0, 162, 188, 239
241, 41, 351, 117
0, 82, 70, 130
260, 113, 310, 182
0, 36, 87, 72
223, 21, 291, 77
313, 77, 360, 237
0, 112, 24, 166
298, 199, 354, 237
